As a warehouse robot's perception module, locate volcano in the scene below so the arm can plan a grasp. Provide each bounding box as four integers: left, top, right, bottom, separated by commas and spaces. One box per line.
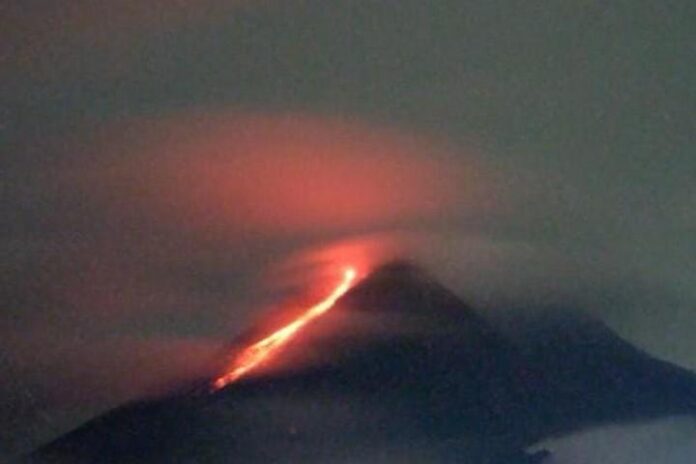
27, 262, 696, 463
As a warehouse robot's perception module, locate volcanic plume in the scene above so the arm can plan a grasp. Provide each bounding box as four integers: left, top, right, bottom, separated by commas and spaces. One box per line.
28, 262, 696, 463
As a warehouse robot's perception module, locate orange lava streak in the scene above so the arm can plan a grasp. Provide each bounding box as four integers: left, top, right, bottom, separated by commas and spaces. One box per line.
212, 267, 357, 390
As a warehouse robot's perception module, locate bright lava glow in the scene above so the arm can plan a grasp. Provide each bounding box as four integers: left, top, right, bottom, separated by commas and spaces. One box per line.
212, 267, 357, 390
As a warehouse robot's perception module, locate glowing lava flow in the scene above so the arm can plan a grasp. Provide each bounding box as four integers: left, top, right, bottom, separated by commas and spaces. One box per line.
212, 267, 357, 390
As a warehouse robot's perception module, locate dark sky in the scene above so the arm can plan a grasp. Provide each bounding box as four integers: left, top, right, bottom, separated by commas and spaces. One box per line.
1, 1, 695, 461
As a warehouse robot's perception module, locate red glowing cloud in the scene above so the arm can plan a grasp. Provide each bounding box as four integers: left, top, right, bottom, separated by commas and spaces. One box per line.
65, 113, 488, 242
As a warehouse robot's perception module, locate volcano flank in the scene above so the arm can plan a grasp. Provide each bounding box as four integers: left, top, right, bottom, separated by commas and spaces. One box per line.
28, 262, 696, 463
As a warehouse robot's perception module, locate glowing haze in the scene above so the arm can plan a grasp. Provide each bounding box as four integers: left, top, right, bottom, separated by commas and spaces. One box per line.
212, 267, 358, 389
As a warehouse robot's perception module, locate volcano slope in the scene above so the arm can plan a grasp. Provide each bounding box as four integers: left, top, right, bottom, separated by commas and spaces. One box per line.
28, 262, 696, 463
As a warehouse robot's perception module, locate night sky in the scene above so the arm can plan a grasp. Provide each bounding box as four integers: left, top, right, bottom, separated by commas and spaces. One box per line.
2, 1, 695, 461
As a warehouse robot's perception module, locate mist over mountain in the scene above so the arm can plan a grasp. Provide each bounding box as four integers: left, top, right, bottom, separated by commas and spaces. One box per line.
28, 262, 696, 463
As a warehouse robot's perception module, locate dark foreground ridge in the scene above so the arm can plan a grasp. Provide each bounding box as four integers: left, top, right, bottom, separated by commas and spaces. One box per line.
28, 261, 696, 463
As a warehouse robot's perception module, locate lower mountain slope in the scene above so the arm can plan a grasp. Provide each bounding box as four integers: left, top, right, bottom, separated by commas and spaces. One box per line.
29, 262, 696, 463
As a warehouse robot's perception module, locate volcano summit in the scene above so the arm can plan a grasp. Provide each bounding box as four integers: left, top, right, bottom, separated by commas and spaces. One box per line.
28, 262, 696, 463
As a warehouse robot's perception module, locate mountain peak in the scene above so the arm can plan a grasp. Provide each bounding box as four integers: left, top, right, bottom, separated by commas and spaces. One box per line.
28, 261, 696, 464
341, 260, 475, 319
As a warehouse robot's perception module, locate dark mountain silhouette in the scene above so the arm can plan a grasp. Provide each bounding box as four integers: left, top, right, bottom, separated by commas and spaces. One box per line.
486, 304, 696, 436
27, 262, 696, 463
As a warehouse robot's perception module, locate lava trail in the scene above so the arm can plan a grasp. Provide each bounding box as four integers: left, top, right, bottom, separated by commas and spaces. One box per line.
212, 267, 357, 389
